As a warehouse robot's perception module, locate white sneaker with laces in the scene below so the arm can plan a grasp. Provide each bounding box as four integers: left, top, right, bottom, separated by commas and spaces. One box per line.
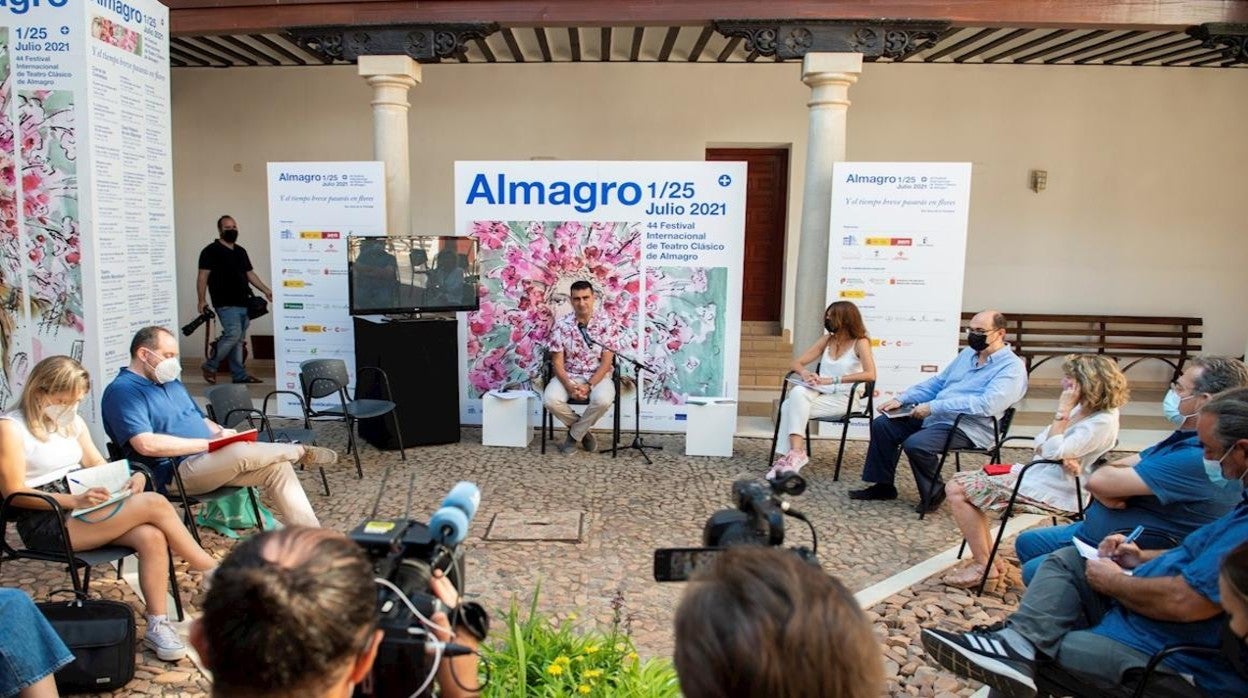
145, 616, 187, 661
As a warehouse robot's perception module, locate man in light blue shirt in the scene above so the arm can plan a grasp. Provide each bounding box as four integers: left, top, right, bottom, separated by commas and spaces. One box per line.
851, 310, 1028, 513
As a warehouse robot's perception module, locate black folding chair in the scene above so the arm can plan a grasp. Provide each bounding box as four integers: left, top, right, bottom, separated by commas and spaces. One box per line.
919, 408, 1017, 520
0, 479, 184, 621
204, 384, 329, 496
538, 351, 622, 457
299, 359, 406, 479
768, 367, 874, 481
1034, 644, 1223, 697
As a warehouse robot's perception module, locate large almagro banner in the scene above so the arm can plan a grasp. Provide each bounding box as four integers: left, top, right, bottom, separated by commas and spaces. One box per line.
454, 161, 747, 432
826, 162, 973, 419
267, 161, 385, 414
0, 0, 173, 442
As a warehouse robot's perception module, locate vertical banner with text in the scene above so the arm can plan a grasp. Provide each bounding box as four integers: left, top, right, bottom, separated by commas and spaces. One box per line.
267, 162, 385, 415
826, 162, 973, 413
1, 0, 172, 443
455, 161, 746, 432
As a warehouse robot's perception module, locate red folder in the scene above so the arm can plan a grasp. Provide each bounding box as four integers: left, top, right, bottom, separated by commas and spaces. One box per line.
208, 428, 259, 452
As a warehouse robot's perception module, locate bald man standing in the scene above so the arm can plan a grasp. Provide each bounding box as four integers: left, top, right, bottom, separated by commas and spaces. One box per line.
850, 310, 1028, 514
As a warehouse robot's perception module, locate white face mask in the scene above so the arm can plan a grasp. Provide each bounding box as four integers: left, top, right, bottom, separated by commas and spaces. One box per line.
42, 402, 78, 430
144, 350, 182, 384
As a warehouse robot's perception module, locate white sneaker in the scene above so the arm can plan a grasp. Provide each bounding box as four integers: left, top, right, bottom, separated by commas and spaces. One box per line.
145, 617, 187, 661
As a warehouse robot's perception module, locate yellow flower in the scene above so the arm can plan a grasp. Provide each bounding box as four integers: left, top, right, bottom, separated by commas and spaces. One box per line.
546, 663, 564, 676
614, 642, 627, 652
566, 612, 578, 621
578, 686, 592, 695
554, 655, 571, 666
584, 669, 603, 680
583, 644, 600, 655
627, 652, 639, 663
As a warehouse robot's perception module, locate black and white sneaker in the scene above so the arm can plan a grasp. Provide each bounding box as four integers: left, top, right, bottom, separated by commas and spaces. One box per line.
921, 627, 1037, 698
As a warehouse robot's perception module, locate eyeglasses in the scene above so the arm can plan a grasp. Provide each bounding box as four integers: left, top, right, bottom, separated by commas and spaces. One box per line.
964, 327, 995, 334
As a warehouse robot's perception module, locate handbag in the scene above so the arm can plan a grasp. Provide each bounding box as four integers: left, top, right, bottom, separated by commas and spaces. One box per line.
195, 486, 281, 539
246, 292, 269, 320
37, 591, 136, 693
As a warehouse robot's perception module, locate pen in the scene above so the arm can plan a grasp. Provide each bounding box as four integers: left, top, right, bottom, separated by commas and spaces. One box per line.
1122, 525, 1145, 546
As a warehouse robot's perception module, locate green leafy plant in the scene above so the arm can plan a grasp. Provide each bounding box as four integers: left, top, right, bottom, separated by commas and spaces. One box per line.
481, 584, 680, 697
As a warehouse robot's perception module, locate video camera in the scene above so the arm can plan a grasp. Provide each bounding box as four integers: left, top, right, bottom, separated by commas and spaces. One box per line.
653, 473, 817, 582
351, 480, 481, 698
180, 307, 215, 336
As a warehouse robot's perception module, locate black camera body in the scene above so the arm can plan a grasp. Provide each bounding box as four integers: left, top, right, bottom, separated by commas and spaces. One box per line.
654, 474, 816, 582
350, 517, 464, 698
180, 307, 215, 336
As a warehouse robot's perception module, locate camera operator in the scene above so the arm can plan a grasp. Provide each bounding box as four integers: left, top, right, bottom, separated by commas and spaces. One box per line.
197, 215, 271, 385
190, 527, 480, 698
673, 546, 883, 698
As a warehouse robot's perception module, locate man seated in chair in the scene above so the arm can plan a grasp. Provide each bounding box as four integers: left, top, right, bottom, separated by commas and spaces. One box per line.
544, 281, 617, 455
100, 326, 337, 528
1014, 356, 1248, 584
851, 310, 1028, 514
921, 388, 1248, 697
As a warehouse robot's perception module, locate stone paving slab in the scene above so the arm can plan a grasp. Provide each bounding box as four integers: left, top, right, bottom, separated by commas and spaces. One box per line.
1, 425, 1105, 696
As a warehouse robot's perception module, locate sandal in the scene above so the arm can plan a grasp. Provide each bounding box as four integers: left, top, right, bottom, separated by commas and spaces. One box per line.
943, 562, 1000, 589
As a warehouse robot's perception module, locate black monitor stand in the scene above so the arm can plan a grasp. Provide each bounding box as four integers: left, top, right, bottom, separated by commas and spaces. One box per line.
354, 316, 460, 448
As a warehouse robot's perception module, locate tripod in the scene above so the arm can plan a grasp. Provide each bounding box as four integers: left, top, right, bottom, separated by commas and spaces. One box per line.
581, 329, 663, 464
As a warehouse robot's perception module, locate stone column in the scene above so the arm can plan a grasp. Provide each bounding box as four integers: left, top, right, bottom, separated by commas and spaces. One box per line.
792, 53, 862, 355
357, 55, 422, 236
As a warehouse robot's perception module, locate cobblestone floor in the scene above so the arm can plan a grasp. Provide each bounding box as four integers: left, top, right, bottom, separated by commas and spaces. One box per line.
2, 428, 1102, 696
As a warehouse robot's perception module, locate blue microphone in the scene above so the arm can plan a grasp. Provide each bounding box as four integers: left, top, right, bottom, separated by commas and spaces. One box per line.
428, 481, 481, 546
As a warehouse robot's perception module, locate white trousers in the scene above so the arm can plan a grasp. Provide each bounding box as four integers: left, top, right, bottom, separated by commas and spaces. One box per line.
543, 379, 615, 441
774, 387, 851, 455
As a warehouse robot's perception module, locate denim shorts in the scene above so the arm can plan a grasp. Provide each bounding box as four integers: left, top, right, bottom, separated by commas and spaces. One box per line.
0, 588, 73, 696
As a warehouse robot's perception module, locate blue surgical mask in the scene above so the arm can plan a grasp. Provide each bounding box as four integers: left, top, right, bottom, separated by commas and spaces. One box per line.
1162, 389, 1197, 426
1204, 450, 1231, 487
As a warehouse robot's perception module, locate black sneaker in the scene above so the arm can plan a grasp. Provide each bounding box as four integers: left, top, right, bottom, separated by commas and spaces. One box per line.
848, 483, 898, 501
921, 627, 1037, 698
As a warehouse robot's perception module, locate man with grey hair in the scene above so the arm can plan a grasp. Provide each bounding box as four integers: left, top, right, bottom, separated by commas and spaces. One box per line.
1014, 355, 1248, 583
922, 387, 1248, 696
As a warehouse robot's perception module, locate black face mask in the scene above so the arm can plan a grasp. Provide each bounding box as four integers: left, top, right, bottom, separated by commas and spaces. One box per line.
824, 319, 838, 334
1221, 619, 1248, 676
221, 228, 239, 243
967, 330, 990, 352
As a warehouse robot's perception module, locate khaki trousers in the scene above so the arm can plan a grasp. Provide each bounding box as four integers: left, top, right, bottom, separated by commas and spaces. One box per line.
178, 442, 319, 527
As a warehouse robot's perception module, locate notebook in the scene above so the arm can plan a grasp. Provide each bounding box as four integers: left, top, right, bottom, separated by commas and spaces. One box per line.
65, 459, 133, 517
208, 428, 259, 452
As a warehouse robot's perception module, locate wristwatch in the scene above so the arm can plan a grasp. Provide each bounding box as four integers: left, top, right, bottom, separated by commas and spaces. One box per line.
1053, 412, 1069, 421
452, 601, 489, 641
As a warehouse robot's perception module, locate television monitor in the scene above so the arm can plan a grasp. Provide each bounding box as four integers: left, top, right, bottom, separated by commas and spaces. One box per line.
347, 235, 480, 315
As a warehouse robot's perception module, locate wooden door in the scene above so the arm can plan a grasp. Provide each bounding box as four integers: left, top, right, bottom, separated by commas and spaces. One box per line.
706, 148, 788, 322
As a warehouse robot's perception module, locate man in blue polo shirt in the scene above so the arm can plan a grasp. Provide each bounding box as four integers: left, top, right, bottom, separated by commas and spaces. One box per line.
1014, 356, 1248, 583
101, 326, 335, 528
851, 310, 1028, 513
922, 387, 1248, 697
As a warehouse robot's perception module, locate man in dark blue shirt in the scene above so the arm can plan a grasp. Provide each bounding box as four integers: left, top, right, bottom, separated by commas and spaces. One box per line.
1015, 356, 1248, 582
922, 387, 1248, 697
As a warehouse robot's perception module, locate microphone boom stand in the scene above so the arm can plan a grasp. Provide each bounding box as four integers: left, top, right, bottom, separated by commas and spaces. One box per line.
581, 329, 662, 464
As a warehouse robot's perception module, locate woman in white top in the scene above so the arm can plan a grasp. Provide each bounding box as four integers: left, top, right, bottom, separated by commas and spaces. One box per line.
768, 301, 877, 480
941, 354, 1128, 588
0, 356, 217, 662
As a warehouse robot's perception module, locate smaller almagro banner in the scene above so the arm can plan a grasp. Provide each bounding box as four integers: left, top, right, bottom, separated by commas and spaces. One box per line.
826, 162, 973, 409
454, 161, 746, 432
267, 162, 385, 415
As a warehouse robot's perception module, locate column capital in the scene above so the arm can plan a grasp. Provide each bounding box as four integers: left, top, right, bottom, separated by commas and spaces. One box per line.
802, 53, 863, 81
358, 55, 422, 83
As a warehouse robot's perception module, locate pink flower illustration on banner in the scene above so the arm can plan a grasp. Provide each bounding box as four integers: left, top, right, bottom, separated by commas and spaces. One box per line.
465, 220, 641, 397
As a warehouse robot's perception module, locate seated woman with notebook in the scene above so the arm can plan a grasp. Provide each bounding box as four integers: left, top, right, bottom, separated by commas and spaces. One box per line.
0, 356, 217, 662
768, 301, 876, 480
940, 354, 1128, 588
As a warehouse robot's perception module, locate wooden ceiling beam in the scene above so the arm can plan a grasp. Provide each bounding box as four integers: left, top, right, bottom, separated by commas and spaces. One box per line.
170, 1, 1248, 37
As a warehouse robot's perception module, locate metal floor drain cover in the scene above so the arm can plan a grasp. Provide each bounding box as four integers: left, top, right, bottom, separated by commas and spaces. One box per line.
486, 511, 583, 542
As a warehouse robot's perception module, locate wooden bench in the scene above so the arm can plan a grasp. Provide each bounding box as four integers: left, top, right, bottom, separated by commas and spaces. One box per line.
959, 313, 1202, 381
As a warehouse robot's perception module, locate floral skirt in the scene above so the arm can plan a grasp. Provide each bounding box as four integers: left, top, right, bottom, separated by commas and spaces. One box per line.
949, 469, 1071, 517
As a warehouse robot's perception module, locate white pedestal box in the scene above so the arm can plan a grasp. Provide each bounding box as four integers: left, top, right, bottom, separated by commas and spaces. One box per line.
684, 399, 737, 457
482, 390, 537, 447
